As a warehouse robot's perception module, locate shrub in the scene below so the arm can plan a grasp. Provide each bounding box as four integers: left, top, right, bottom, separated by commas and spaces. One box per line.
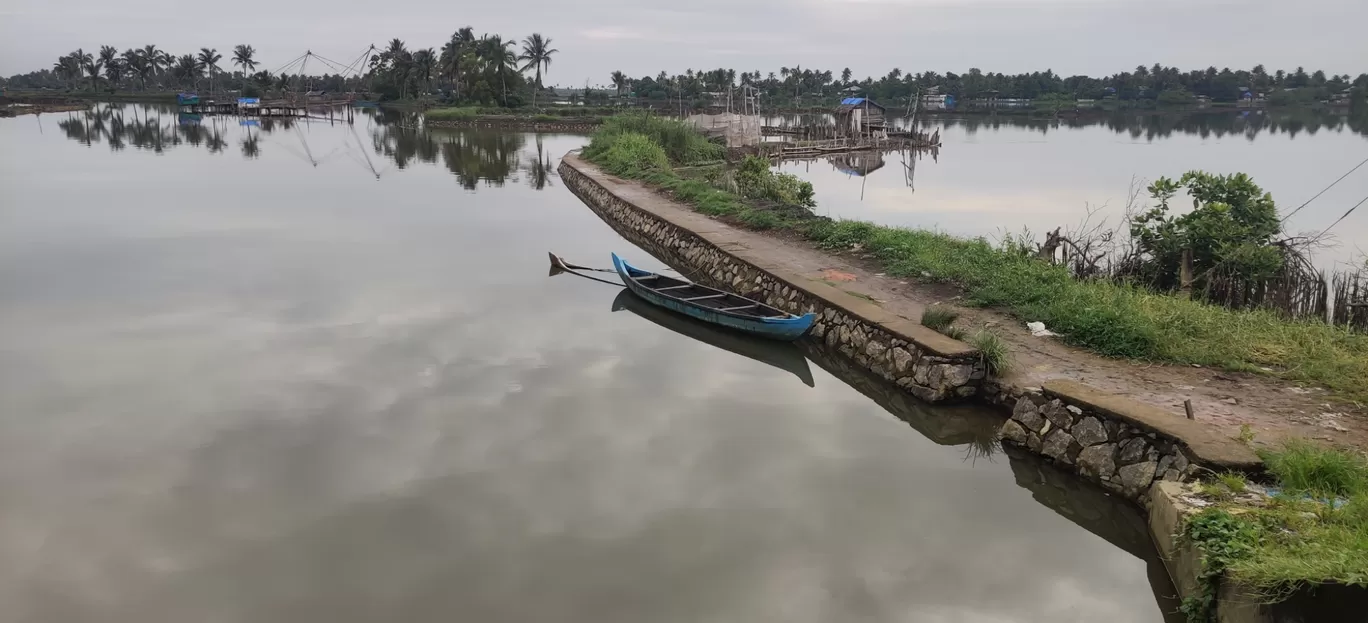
592, 132, 670, 178
425, 106, 479, 121
1261, 440, 1368, 498
968, 330, 1012, 376
920, 307, 959, 332
590, 113, 723, 165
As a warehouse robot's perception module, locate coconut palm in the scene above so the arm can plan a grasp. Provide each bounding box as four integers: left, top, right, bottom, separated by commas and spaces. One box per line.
519, 33, 557, 109
232, 45, 257, 77
478, 35, 518, 106
84, 58, 104, 90
140, 45, 166, 80
174, 54, 202, 88
97, 46, 122, 88
440, 27, 476, 98
53, 55, 82, 85
197, 48, 222, 94
411, 48, 436, 95
610, 70, 629, 97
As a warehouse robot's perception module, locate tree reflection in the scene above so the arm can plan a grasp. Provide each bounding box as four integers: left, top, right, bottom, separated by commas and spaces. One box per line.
922, 107, 1367, 142
51, 103, 566, 189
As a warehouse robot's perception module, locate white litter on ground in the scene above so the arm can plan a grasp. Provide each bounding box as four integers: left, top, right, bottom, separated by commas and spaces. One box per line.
1027, 321, 1058, 337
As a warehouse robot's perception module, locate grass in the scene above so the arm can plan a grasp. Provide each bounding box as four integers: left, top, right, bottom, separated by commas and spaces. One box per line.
804, 221, 1368, 402
580, 120, 1368, 402
968, 330, 1012, 376
920, 307, 960, 332
585, 113, 725, 166
424, 106, 479, 121
1181, 442, 1368, 620
1262, 439, 1368, 499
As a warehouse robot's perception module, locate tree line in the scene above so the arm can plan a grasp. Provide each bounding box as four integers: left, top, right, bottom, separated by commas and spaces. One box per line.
609, 65, 1368, 107
4, 28, 558, 107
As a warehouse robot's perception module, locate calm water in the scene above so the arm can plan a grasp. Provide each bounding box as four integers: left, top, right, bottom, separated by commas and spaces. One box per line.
774, 110, 1368, 269
2, 104, 1177, 622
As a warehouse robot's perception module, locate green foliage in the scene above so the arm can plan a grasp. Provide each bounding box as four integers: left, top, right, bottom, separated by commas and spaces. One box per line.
805, 220, 1368, 401
1178, 444, 1368, 615
734, 156, 816, 208
1261, 440, 1368, 499
1216, 472, 1249, 493
590, 132, 670, 177
589, 113, 723, 166
1157, 89, 1198, 106
968, 330, 1011, 376
944, 326, 968, 341
1132, 171, 1284, 290
920, 307, 959, 332
424, 106, 480, 120
1181, 509, 1263, 622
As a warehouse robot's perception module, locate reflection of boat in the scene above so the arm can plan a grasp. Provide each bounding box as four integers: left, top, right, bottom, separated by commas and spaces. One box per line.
612, 289, 815, 387
612, 253, 816, 341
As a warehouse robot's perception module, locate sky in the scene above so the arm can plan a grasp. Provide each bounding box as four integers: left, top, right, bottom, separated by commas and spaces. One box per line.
3, 0, 1366, 86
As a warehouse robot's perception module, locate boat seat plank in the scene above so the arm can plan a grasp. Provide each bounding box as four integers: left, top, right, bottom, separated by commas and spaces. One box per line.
683, 294, 727, 302
719, 304, 758, 312
634, 275, 661, 281
656, 284, 694, 292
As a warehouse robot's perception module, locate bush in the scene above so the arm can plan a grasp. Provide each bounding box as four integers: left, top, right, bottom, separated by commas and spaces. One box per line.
734, 156, 817, 208
920, 307, 959, 332
591, 132, 670, 178
590, 113, 724, 165
425, 106, 479, 121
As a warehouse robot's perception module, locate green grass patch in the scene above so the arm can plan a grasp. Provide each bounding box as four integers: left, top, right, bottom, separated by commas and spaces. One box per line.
804, 221, 1368, 402
585, 113, 724, 166
920, 307, 959, 332
968, 330, 1012, 376
1262, 440, 1368, 499
424, 106, 480, 121
1181, 443, 1368, 620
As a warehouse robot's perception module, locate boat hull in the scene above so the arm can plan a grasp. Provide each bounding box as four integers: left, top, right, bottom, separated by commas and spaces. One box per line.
612, 253, 815, 341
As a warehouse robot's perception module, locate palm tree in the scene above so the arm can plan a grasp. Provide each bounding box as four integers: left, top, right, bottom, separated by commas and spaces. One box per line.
140, 45, 165, 83
610, 70, 629, 97
478, 35, 518, 106
174, 54, 202, 88
84, 58, 104, 91
53, 55, 82, 86
519, 33, 557, 109
440, 27, 476, 99
197, 48, 222, 94
231, 45, 257, 83
411, 48, 436, 95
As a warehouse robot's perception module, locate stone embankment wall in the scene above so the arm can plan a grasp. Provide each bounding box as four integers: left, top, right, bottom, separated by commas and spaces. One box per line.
1001, 380, 1261, 504
559, 152, 1261, 506
559, 153, 986, 402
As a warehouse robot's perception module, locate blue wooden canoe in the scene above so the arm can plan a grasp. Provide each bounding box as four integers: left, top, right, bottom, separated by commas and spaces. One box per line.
612, 253, 815, 341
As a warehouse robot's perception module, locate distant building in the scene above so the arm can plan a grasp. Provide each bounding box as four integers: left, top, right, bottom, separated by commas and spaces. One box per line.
834, 97, 887, 138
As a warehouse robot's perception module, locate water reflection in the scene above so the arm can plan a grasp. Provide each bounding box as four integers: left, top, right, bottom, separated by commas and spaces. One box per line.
52, 103, 559, 189
767, 107, 1368, 141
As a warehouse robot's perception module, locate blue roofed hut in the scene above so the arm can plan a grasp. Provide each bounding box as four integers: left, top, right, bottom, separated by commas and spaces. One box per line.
834, 97, 886, 138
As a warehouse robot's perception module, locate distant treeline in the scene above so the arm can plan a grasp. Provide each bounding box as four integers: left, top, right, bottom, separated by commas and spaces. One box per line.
2, 27, 560, 108
608, 65, 1368, 107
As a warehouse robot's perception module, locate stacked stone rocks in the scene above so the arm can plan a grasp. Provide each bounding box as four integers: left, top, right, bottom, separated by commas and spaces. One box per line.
999, 391, 1199, 503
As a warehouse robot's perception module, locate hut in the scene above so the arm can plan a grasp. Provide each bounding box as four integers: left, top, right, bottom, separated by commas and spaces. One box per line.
834, 97, 886, 138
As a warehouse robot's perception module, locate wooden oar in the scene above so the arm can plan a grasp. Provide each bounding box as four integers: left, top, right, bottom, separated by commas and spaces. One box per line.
547, 252, 624, 287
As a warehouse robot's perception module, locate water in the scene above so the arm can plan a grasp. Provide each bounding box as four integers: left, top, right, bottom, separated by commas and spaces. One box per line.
773, 110, 1368, 269
2, 104, 1177, 622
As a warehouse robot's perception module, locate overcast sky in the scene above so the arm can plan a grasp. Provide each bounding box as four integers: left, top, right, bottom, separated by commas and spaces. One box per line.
3, 0, 1365, 85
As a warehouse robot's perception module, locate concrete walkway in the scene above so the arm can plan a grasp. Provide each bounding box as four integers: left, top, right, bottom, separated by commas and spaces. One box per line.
578, 155, 1367, 450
